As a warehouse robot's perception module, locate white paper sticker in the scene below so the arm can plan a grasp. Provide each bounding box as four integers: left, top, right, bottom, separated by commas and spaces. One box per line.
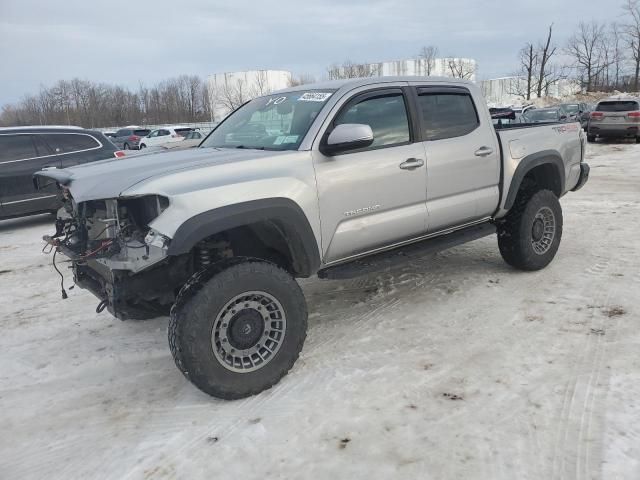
298, 92, 332, 102
273, 136, 286, 145
282, 135, 299, 144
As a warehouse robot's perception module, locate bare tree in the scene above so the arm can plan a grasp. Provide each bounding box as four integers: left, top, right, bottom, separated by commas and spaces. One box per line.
623, 0, 640, 91
447, 58, 476, 79
418, 46, 439, 75
251, 70, 271, 97
288, 73, 316, 87
327, 60, 379, 79
566, 21, 609, 91
536, 24, 557, 97
609, 22, 626, 89
514, 43, 538, 100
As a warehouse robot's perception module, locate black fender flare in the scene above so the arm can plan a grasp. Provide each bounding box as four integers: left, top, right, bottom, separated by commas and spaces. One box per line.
503, 150, 565, 211
166, 198, 321, 277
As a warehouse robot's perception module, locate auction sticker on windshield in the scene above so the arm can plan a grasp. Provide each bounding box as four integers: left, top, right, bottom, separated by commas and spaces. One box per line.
298, 92, 332, 102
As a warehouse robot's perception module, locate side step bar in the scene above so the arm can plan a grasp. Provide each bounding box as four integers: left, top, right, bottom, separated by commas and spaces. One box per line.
317, 222, 496, 280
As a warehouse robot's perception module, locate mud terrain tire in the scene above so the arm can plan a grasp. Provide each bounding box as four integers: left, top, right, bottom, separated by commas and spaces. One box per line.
169, 257, 307, 399
498, 189, 563, 271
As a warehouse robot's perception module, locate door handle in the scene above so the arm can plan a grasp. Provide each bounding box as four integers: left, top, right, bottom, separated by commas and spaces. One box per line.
399, 158, 425, 170
475, 146, 494, 157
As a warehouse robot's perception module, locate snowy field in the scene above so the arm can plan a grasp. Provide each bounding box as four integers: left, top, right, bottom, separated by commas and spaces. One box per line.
1, 142, 639, 480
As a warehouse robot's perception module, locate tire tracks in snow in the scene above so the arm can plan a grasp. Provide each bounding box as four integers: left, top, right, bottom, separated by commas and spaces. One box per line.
550, 260, 619, 480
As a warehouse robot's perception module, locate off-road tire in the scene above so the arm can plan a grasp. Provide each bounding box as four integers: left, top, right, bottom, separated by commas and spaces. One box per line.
497, 189, 563, 271
168, 257, 307, 399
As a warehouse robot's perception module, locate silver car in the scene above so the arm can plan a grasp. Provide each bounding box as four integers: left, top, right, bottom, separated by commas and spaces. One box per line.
588, 97, 640, 143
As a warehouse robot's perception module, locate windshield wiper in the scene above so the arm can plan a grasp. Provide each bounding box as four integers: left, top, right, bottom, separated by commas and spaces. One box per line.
235, 145, 265, 150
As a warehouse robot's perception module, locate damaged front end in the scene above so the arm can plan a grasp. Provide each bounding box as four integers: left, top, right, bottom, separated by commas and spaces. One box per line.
43, 191, 189, 319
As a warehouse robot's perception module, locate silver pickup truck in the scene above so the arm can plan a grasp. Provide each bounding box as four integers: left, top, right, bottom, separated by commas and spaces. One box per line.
37, 77, 590, 399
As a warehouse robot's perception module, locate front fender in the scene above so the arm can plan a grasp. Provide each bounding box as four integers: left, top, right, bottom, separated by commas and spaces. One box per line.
166, 198, 321, 277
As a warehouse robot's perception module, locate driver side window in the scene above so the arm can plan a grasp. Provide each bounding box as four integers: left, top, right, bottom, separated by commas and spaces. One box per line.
334, 93, 410, 149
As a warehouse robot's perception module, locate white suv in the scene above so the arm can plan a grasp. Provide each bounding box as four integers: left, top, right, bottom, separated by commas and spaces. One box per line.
139, 126, 193, 148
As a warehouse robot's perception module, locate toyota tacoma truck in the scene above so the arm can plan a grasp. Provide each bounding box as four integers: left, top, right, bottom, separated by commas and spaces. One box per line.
36, 77, 590, 399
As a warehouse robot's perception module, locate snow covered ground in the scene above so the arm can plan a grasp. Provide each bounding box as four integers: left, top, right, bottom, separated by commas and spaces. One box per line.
1, 141, 639, 480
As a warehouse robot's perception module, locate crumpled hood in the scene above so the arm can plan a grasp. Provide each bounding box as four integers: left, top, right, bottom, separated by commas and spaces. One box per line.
34, 147, 285, 202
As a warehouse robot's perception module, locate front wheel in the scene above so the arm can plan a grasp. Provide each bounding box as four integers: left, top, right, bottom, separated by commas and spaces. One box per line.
168, 258, 307, 399
497, 189, 563, 271
587, 135, 596, 143
139, 143, 146, 149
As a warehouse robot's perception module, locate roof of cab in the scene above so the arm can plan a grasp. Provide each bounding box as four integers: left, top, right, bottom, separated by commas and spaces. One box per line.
273, 76, 475, 94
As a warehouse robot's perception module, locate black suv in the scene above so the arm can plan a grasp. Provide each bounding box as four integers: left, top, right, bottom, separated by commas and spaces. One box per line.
0, 126, 122, 220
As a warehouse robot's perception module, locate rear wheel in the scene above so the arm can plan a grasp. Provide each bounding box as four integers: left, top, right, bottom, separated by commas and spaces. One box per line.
123, 143, 130, 150
169, 258, 307, 399
497, 189, 563, 271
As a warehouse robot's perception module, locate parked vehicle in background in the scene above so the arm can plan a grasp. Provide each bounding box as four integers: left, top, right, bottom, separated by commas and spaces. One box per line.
0, 126, 123, 220
523, 107, 569, 124
561, 103, 589, 130
181, 129, 206, 146
587, 97, 640, 143
103, 131, 116, 138
159, 131, 209, 152
489, 107, 518, 127
112, 127, 151, 150
37, 77, 589, 399
138, 126, 194, 149
511, 104, 536, 123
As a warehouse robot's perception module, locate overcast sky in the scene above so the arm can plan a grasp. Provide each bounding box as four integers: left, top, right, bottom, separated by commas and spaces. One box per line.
0, 0, 625, 107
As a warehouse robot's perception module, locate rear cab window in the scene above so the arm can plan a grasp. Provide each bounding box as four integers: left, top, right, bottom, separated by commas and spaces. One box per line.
596, 101, 640, 112
417, 90, 480, 141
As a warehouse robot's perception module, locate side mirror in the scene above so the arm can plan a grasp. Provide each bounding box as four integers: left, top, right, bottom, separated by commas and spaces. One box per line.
321, 123, 374, 156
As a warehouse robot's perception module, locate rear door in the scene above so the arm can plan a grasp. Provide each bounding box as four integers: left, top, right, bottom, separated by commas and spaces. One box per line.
413, 86, 500, 232
312, 86, 428, 263
0, 133, 60, 217
39, 132, 104, 168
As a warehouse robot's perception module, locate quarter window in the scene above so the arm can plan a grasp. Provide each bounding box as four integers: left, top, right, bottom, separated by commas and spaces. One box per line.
417, 92, 479, 141
40, 134, 100, 154
0, 135, 38, 161
334, 93, 410, 149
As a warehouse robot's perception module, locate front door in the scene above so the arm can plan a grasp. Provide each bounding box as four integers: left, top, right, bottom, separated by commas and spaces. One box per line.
312, 87, 428, 263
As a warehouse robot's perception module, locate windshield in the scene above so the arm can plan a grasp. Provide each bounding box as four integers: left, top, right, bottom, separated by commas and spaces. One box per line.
526, 110, 559, 121
201, 90, 336, 150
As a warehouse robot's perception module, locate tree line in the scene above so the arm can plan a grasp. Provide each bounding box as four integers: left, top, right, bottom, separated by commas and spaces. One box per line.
0, 75, 212, 128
